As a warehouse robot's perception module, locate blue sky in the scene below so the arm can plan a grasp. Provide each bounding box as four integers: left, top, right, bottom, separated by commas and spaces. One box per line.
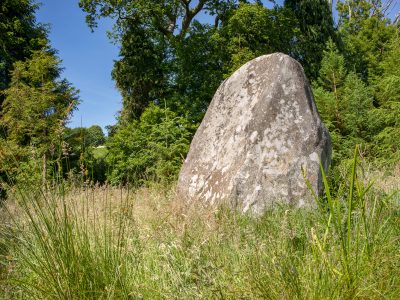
36, 0, 121, 131
36, 0, 398, 132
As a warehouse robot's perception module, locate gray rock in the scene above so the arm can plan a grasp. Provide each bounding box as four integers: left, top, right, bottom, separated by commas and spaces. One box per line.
177, 53, 331, 215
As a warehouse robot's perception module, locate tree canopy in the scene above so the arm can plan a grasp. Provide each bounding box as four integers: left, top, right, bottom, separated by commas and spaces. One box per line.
80, 0, 333, 122
0, 0, 47, 97
85, 0, 399, 185
1, 0, 399, 188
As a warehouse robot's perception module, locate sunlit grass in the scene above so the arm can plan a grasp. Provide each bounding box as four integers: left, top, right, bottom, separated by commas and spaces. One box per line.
0, 153, 399, 299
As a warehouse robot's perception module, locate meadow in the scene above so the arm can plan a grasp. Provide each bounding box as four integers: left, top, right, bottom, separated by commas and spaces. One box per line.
0, 156, 398, 299
1, 1, 400, 298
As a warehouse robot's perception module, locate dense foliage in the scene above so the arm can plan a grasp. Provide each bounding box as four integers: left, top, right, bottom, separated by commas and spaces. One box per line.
106, 104, 194, 186
0, 0, 47, 95
0, 1, 80, 189
1, 0, 399, 188
80, 0, 331, 123
79, 0, 399, 186
0, 51, 79, 187
313, 1, 400, 169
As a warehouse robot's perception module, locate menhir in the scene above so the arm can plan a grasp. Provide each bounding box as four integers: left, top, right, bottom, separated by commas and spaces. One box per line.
177, 53, 331, 215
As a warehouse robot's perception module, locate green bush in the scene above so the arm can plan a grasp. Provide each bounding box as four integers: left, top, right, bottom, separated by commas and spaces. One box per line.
106, 104, 194, 186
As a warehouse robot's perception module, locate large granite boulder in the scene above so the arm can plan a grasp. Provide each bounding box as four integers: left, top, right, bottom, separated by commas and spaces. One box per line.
177, 53, 331, 214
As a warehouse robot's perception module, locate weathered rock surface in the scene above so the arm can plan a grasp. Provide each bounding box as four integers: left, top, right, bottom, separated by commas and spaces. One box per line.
177, 53, 331, 214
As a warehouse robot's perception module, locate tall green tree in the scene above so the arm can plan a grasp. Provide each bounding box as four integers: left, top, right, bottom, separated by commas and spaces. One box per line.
0, 49, 79, 183
337, 0, 397, 82
172, 22, 226, 122
314, 22, 398, 167
341, 72, 373, 137
0, 0, 47, 100
216, 3, 298, 75
368, 33, 400, 161
284, 0, 336, 79
0, 1, 82, 189
112, 21, 169, 122
315, 40, 347, 133
1, 50, 78, 148
314, 40, 373, 164
79, 0, 279, 122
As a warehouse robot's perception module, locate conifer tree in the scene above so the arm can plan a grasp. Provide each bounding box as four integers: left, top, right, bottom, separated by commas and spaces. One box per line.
284, 0, 336, 79
341, 72, 373, 137
1, 49, 79, 183
316, 40, 347, 133
368, 35, 400, 161
0, 0, 46, 101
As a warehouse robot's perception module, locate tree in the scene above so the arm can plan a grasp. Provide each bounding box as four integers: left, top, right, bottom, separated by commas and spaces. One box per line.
284, 0, 336, 79
171, 21, 226, 122
79, 0, 241, 40
112, 21, 169, 122
216, 4, 298, 75
81, 1, 299, 123
322, 0, 400, 164
79, 0, 241, 122
0, 0, 47, 101
86, 125, 106, 147
313, 40, 373, 164
341, 72, 373, 137
1, 50, 78, 147
0, 1, 80, 188
316, 40, 347, 133
313, 31, 398, 167
78, 0, 247, 116
0, 49, 79, 183
368, 34, 400, 162
337, 0, 397, 82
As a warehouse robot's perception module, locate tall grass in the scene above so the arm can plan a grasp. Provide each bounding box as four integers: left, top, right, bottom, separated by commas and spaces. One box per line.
0, 184, 142, 299
0, 151, 399, 299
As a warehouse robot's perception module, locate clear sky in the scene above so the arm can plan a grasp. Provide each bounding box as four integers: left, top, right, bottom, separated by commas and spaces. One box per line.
36, 0, 121, 132
35, 0, 398, 132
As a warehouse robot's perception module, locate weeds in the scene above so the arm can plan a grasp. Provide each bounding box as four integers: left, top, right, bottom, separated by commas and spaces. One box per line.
0, 150, 399, 299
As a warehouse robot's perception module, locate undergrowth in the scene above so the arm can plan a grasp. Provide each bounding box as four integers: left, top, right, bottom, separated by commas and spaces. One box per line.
0, 152, 399, 299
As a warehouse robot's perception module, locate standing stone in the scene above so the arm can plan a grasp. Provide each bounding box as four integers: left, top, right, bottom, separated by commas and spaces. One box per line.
177, 53, 331, 215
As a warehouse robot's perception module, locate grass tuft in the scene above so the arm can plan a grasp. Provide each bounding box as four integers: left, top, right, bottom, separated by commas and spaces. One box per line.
0, 151, 399, 299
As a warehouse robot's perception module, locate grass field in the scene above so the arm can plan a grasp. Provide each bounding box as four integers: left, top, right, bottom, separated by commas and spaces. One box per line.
0, 159, 399, 299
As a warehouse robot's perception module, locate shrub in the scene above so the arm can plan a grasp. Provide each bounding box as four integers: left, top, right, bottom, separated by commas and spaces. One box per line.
106, 104, 194, 186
